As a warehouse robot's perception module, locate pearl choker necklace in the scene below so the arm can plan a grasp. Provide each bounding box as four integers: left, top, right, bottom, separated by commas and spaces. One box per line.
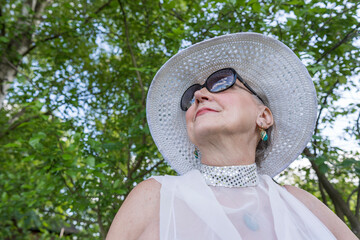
199, 163, 259, 188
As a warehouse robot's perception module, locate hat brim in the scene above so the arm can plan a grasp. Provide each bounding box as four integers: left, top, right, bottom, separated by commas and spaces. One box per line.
146, 32, 317, 177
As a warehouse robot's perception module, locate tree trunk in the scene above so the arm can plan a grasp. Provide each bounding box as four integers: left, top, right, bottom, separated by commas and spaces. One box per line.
0, 57, 17, 109
303, 148, 360, 237
310, 160, 360, 237
0, 0, 52, 109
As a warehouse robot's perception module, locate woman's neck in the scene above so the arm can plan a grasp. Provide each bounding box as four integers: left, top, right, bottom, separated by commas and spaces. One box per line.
197, 134, 257, 166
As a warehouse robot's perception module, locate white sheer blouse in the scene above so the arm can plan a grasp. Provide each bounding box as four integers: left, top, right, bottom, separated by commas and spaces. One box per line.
152, 170, 335, 240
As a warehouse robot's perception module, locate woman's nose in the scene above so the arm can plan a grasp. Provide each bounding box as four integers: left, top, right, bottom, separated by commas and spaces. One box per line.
194, 87, 212, 104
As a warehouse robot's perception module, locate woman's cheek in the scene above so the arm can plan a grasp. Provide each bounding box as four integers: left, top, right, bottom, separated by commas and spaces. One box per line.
185, 105, 196, 123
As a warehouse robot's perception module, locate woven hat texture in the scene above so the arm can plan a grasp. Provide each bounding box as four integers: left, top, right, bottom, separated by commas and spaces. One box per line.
146, 32, 317, 177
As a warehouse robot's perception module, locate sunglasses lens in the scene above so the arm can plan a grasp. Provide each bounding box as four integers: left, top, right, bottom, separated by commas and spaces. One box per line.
207, 69, 235, 92
180, 69, 238, 111
181, 84, 202, 111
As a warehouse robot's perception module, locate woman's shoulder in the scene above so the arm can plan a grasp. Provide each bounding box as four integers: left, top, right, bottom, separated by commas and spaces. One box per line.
133, 178, 162, 195
283, 185, 320, 209
283, 185, 357, 240
120, 178, 161, 209
283, 184, 334, 222
106, 178, 161, 240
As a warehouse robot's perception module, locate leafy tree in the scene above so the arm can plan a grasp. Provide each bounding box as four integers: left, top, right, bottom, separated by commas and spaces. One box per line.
0, 0, 359, 238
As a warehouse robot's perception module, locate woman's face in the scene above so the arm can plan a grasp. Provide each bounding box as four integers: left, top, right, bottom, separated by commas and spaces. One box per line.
185, 80, 263, 145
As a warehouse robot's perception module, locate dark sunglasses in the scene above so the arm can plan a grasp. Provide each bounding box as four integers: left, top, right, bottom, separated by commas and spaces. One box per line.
180, 68, 264, 111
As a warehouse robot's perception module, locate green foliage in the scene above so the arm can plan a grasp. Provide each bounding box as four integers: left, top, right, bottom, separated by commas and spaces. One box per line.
0, 0, 359, 238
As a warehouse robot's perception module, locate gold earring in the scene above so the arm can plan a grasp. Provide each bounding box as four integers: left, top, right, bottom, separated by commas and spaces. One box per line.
194, 147, 199, 159
259, 124, 268, 141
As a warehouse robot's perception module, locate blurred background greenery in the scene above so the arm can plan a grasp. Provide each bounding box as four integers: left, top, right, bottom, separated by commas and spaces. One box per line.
0, 0, 359, 238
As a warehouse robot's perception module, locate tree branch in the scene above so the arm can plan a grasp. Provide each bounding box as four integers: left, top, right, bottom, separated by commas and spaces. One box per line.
7, 0, 53, 58
158, 2, 186, 23
122, 158, 165, 201
276, 21, 283, 41
356, 178, 360, 217
0, 4, 5, 36
127, 120, 148, 179
0, 110, 51, 139
318, 180, 328, 206
84, 0, 114, 24
127, 151, 145, 180
333, 201, 345, 221
56, 134, 64, 153
347, 186, 360, 208
137, 159, 165, 180
3, 57, 43, 94
315, 22, 360, 64
43, 209, 95, 225
312, 79, 339, 155
61, 174, 76, 195
202, 10, 236, 38
23, 0, 113, 56
356, 111, 360, 139
96, 204, 106, 239
126, 140, 133, 179
7, 107, 27, 125
296, 2, 360, 53
32, 0, 54, 27
22, 34, 61, 56
3, 57, 35, 84
118, 0, 146, 103
314, 79, 339, 129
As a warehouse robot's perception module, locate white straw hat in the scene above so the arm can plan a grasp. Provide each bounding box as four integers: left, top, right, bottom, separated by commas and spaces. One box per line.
146, 32, 317, 177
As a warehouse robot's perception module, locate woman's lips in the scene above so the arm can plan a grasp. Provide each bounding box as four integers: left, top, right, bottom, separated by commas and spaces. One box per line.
195, 107, 218, 118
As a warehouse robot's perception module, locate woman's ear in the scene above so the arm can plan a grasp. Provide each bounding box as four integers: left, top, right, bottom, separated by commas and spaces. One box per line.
256, 106, 273, 129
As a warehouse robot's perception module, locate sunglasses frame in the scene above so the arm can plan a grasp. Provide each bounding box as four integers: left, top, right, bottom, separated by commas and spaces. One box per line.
180, 68, 264, 111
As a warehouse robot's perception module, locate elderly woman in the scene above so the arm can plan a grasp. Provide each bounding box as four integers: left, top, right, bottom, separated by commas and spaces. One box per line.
107, 33, 357, 239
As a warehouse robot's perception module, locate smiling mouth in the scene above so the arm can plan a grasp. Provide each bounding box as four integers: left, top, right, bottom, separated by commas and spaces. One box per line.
195, 108, 218, 118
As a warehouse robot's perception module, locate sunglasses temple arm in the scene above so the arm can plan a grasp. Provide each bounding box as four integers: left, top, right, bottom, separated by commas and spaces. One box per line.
237, 75, 265, 104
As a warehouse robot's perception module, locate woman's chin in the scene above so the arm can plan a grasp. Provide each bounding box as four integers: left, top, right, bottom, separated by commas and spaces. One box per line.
191, 123, 225, 141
